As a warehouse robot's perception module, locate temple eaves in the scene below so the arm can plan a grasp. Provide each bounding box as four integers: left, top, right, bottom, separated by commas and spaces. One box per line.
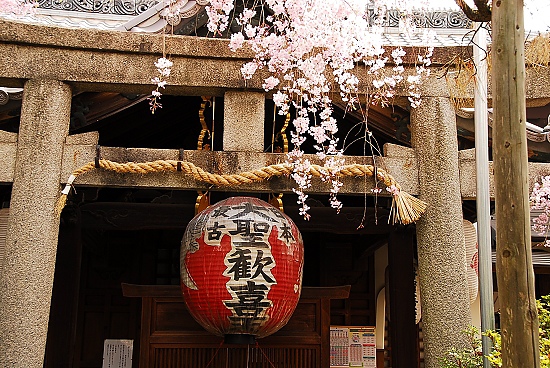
2, 1, 477, 47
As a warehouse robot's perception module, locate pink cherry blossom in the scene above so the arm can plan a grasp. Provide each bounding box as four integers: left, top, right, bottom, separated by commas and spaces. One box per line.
0, 0, 36, 15
229, 33, 245, 52
262, 76, 280, 91
149, 57, 173, 113
531, 176, 550, 242
241, 62, 258, 79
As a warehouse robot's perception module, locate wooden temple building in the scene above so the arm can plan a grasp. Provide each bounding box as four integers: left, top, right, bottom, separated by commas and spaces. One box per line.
1, 2, 550, 368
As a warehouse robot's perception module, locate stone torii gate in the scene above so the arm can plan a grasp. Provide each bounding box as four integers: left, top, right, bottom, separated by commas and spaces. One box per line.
0, 18, 550, 368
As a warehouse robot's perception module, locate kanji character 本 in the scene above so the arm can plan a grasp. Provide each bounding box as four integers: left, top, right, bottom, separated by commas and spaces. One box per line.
279, 222, 294, 242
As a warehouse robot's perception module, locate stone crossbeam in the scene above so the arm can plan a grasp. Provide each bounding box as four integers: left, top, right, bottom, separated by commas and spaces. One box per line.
57, 133, 418, 195
0, 18, 548, 102
1, 132, 550, 197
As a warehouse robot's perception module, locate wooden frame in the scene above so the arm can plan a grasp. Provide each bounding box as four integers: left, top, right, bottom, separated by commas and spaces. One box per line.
122, 284, 350, 368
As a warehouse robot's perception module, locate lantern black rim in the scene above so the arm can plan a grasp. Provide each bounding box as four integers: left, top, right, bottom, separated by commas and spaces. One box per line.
224, 334, 256, 345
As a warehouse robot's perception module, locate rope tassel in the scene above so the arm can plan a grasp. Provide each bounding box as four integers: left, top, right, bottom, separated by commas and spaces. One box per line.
55, 159, 427, 224
390, 191, 428, 225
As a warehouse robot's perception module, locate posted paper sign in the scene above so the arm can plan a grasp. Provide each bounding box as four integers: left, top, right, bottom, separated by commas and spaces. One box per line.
102, 339, 133, 368
330, 326, 376, 368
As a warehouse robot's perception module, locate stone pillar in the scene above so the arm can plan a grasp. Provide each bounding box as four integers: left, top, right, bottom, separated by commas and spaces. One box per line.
223, 90, 265, 152
0, 79, 71, 367
410, 97, 471, 367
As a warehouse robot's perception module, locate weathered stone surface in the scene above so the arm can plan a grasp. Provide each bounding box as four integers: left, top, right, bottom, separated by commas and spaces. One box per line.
60, 145, 420, 195
0, 131, 16, 183
411, 97, 472, 368
65, 131, 99, 145
459, 148, 495, 200
0, 79, 71, 367
383, 142, 416, 158
0, 18, 253, 59
0, 19, 548, 101
0, 19, 264, 94
0, 41, 260, 95
458, 148, 475, 160
0, 130, 17, 143
223, 90, 265, 152
458, 150, 550, 200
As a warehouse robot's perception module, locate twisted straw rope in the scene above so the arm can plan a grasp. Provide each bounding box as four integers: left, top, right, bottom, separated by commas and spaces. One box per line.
71, 159, 398, 187
57, 159, 426, 224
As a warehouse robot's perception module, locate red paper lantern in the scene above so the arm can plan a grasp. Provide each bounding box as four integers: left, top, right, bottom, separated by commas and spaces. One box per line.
180, 197, 304, 343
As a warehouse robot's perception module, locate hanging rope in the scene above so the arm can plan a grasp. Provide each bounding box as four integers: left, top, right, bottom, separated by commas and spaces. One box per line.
204, 340, 224, 368
56, 158, 427, 225
255, 342, 277, 368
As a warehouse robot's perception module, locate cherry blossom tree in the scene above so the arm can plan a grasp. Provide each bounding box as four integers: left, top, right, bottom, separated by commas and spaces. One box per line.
154, 0, 547, 220
531, 176, 550, 245
199, 0, 548, 220
154, 0, 436, 217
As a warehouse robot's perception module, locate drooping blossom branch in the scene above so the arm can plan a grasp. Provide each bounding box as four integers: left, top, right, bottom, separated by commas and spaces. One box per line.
149, 0, 183, 113
207, 0, 436, 217
149, 57, 173, 113
155, 0, 435, 217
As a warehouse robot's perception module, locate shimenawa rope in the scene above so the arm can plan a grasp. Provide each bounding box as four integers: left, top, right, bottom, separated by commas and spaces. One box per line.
56, 159, 427, 225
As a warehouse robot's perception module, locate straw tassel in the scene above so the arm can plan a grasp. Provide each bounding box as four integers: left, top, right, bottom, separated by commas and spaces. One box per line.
390, 191, 428, 225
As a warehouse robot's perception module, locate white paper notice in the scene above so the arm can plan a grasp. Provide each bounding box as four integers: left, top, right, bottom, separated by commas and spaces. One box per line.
102, 339, 133, 368
330, 326, 376, 368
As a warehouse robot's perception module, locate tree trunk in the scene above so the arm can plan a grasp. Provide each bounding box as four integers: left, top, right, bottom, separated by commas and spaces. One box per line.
491, 0, 540, 366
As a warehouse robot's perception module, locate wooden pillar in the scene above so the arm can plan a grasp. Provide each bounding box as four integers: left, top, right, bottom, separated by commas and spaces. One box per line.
492, 0, 540, 366
0, 79, 72, 367
388, 227, 418, 367
223, 90, 265, 152
410, 97, 471, 368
